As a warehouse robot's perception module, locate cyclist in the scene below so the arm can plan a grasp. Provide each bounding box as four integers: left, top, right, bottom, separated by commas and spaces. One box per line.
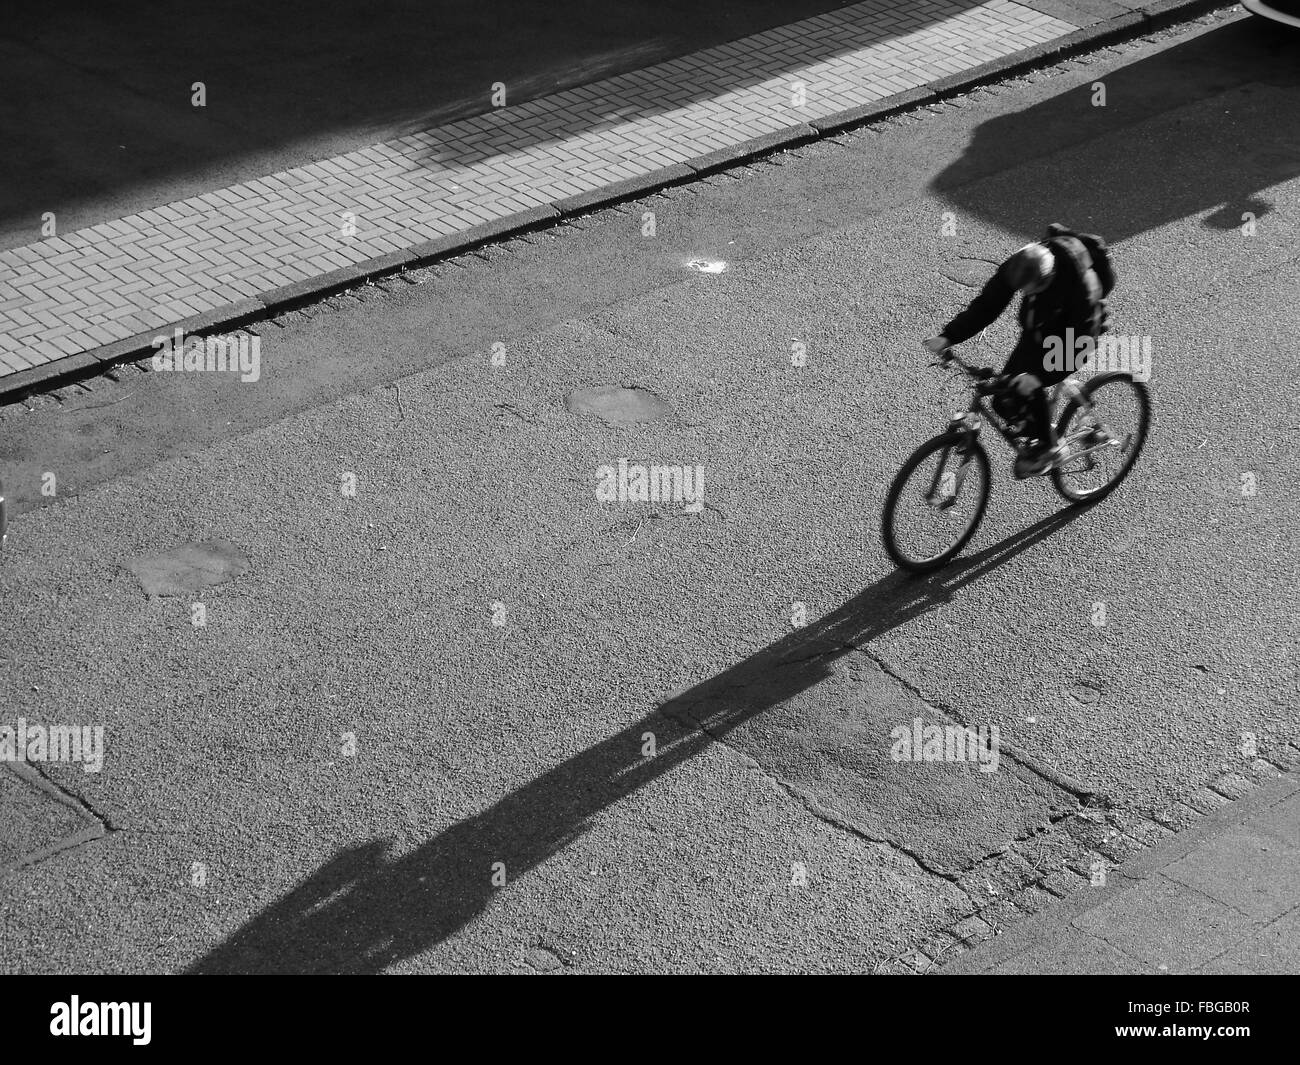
923, 224, 1114, 478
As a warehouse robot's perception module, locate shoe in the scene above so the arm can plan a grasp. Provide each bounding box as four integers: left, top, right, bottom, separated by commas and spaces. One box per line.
1013, 441, 1064, 480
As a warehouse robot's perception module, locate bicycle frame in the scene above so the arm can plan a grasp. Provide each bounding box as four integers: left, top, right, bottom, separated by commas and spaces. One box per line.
922, 350, 1122, 502
886, 345, 1148, 570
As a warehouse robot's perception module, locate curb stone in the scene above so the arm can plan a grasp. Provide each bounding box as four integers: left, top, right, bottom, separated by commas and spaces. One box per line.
903, 751, 1300, 974
0, 0, 1238, 406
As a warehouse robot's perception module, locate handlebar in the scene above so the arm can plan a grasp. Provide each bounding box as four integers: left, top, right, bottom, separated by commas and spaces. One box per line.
931, 346, 1003, 392
934, 348, 987, 376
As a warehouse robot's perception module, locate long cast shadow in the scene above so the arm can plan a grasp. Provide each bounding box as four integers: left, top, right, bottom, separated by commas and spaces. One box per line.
189, 501, 1094, 973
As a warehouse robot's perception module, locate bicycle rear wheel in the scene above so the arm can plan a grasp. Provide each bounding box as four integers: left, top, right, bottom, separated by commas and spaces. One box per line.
1050, 372, 1150, 504
882, 432, 991, 572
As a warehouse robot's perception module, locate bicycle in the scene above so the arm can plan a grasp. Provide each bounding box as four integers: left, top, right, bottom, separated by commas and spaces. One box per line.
881, 347, 1150, 572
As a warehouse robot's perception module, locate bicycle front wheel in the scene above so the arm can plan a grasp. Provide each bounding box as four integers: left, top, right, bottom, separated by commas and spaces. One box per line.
882, 432, 991, 572
1050, 372, 1150, 504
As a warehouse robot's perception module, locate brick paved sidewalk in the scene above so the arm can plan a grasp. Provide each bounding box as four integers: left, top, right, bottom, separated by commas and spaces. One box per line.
0, 0, 1217, 392
942, 768, 1300, 974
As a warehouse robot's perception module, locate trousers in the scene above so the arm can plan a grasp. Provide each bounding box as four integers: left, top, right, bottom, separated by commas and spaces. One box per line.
1000, 332, 1075, 446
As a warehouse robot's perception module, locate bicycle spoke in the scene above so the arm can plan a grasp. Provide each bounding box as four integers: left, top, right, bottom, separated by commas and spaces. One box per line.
889, 445, 988, 565
1053, 378, 1148, 500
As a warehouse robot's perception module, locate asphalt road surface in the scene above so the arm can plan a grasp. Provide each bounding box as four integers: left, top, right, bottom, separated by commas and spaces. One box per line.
0, 12, 1296, 973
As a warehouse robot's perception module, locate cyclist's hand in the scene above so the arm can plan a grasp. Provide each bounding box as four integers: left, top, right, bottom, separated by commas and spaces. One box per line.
922, 335, 950, 357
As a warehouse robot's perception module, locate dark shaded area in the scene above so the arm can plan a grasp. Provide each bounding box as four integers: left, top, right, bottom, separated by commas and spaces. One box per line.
189, 503, 1092, 974
931, 17, 1300, 242
0, 1, 1005, 247
0, 0, 797, 238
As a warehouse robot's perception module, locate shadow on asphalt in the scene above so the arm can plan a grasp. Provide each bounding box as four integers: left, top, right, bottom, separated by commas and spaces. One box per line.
930, 17, 1300, 243
188, 499, 1096, 973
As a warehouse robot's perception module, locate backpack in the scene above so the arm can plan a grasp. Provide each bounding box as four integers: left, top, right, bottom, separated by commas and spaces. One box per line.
1044, 223, 1114, 340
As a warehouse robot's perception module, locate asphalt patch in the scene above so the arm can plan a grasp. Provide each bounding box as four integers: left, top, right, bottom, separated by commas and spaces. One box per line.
124, 538, 250, 596
670, 651, 1075, 874
565, 385, 669, 423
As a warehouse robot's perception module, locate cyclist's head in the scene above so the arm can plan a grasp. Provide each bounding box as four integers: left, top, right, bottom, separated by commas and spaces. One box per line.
1008, 243, 1055, 294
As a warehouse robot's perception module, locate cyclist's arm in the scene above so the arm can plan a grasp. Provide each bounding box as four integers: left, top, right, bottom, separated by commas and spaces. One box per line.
940, 260, 1016, 345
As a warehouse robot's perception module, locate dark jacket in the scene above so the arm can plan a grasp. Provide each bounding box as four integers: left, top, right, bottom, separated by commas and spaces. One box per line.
942, 228, 1112, 347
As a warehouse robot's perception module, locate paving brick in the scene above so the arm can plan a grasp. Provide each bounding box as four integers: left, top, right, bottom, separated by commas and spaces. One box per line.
1163, 830, 1300, 921
1, 0, 1078, 381
949, 914, 997, 945
1072, 874, 1254, 972
1013, 884, 1059, 915
987, 926, 1144, 973
1247, 792, 1300, 850
0, 349, 37, 373
1210, 772, 1259, 801
1109, 813, 1174, 849
1185, 786, 1232, 815
1041, 868, 1091, 898
1194, 907, 1300, 975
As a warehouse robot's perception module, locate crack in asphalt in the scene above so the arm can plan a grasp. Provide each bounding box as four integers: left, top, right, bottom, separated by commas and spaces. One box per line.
655, 642, 1125, 916
1, 762, 115, 879
689, 715, 963, 885
13, 760, 114, 831
854, 645, 1109, 808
